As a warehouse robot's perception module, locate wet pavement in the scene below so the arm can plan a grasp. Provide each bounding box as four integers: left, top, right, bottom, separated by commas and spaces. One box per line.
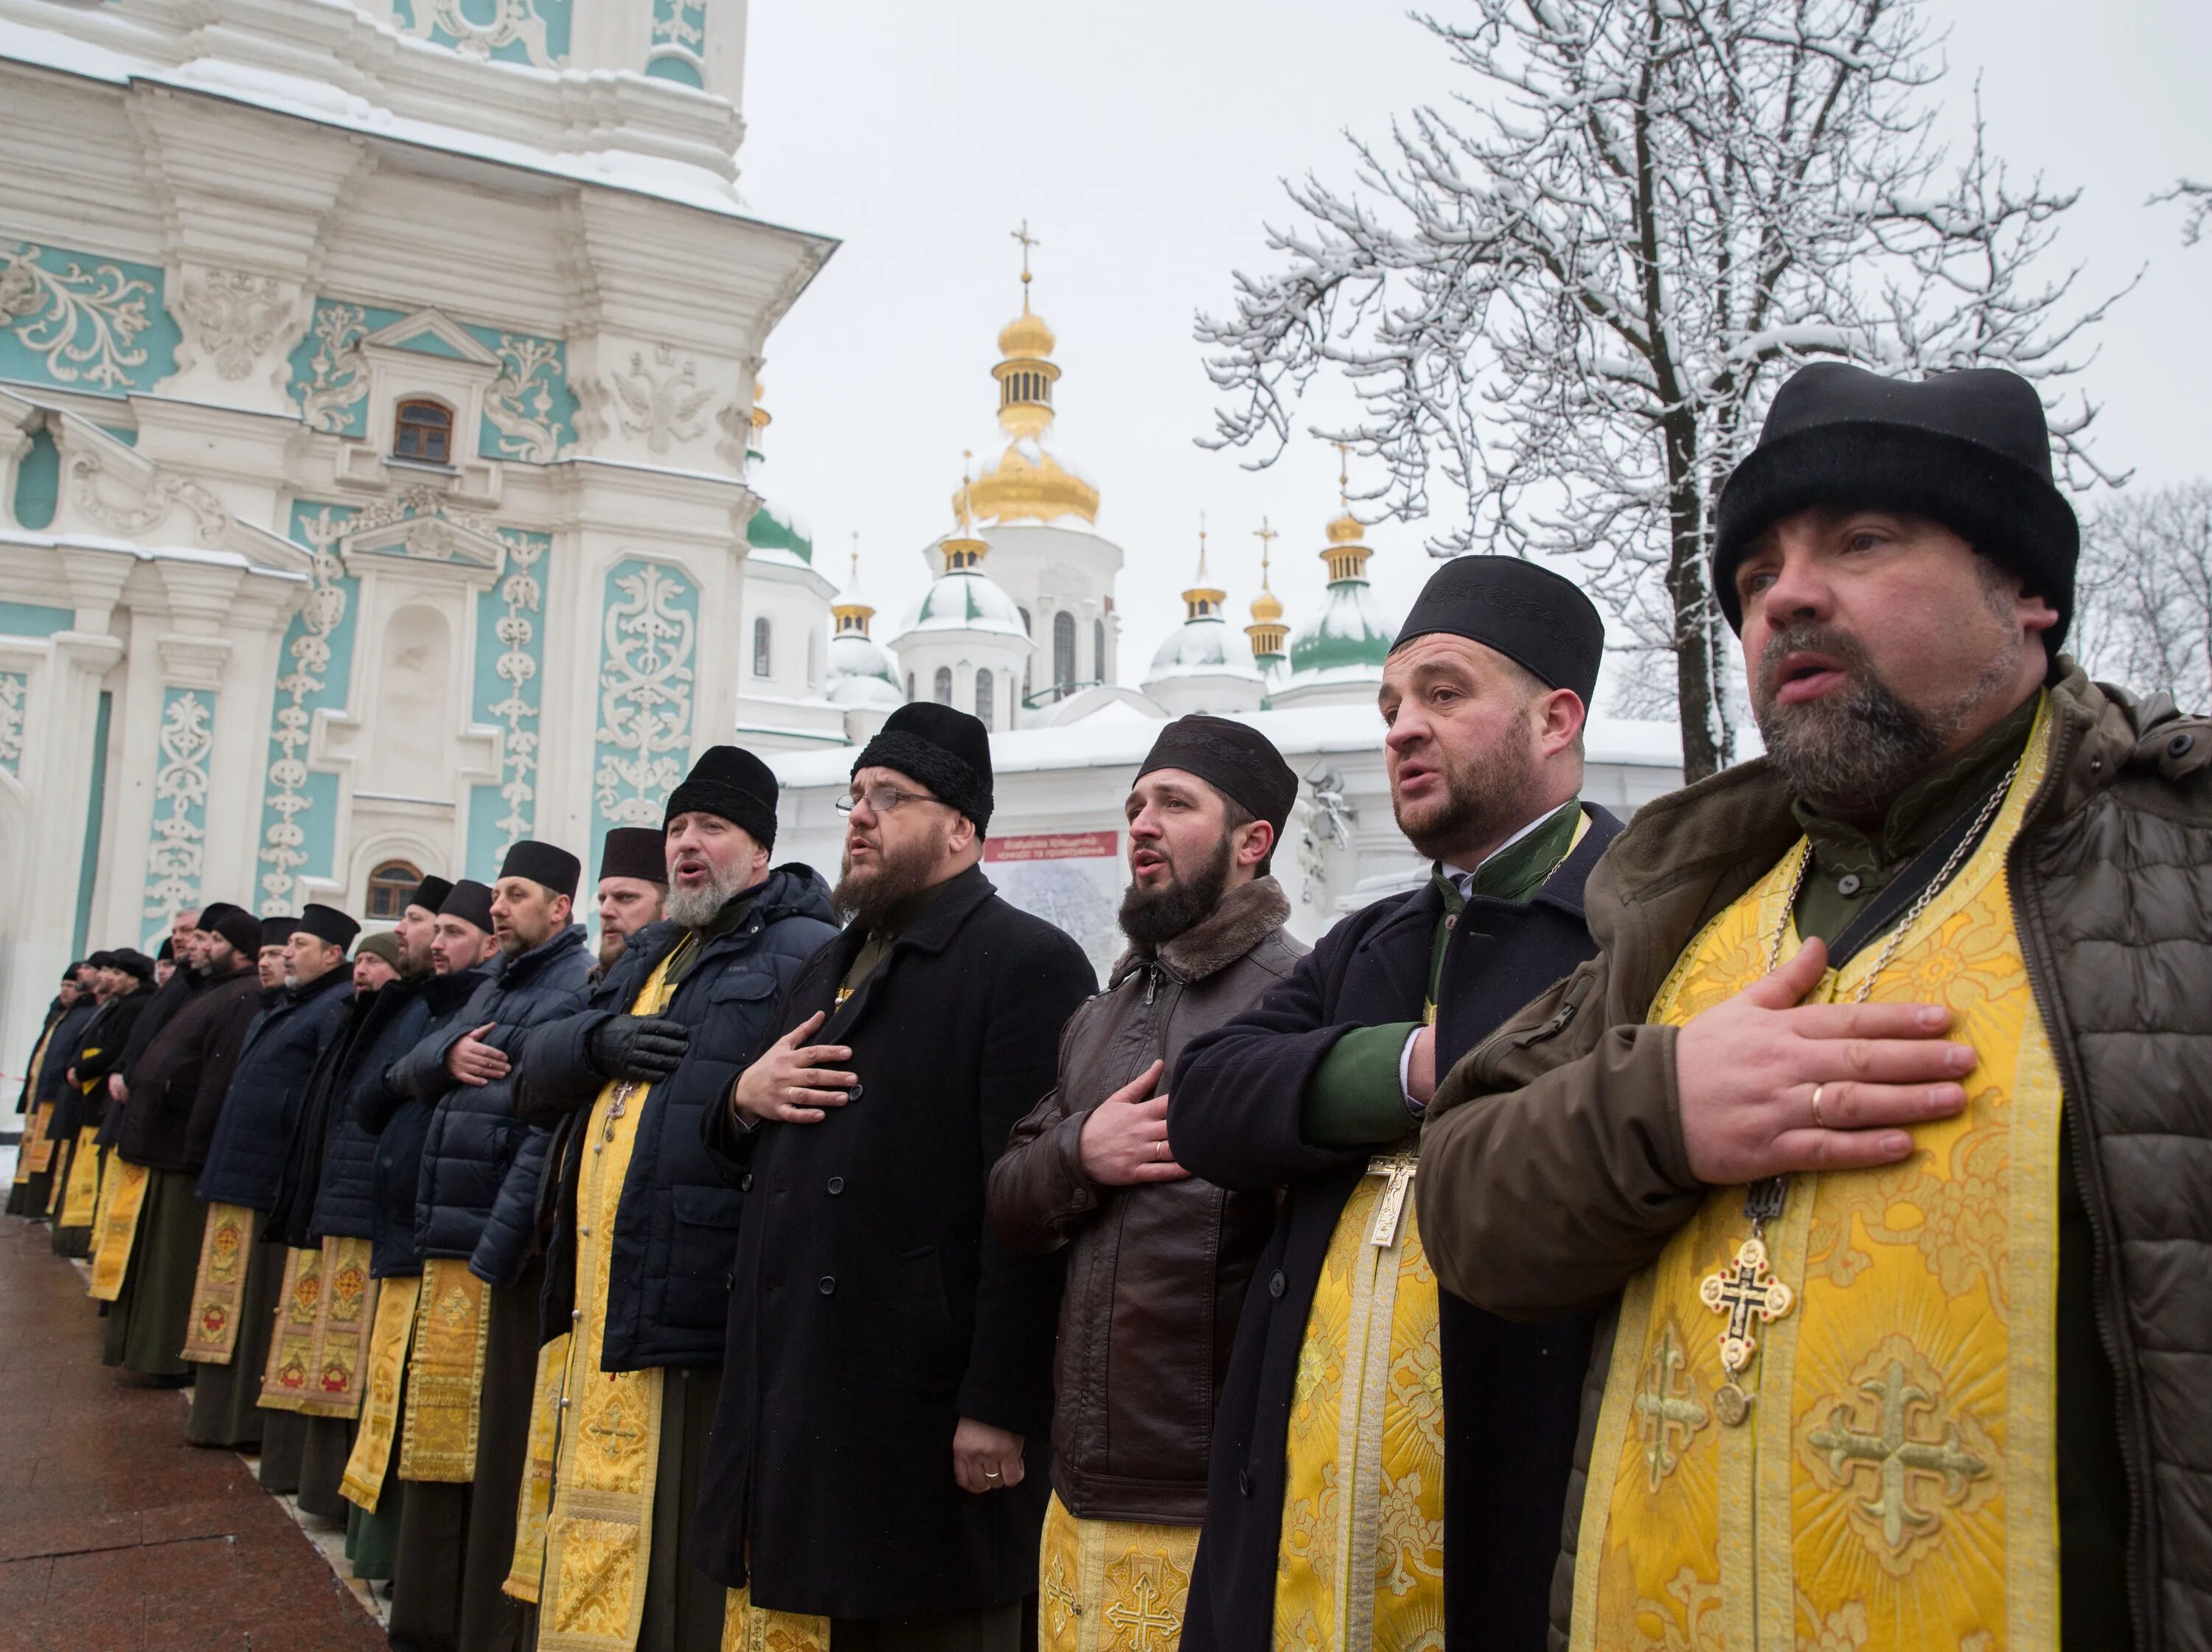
0, 1216, 384, 1652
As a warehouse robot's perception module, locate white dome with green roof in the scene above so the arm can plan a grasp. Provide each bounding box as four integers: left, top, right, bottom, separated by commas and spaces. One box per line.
1273, 509, 1398, 708
746, 498, 813, 564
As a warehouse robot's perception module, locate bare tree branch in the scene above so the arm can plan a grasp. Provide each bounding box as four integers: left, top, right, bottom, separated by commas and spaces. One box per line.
1196, 0, 2121, 778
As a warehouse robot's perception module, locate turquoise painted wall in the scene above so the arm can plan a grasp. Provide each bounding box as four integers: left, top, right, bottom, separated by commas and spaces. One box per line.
11, 425, 58, 530
465, 529, 552, 881
588, 557, 698, 880
254, 502, 362, 915
0, 242, 181, 397
0, 600, 73, 638
72, 690, 112, 958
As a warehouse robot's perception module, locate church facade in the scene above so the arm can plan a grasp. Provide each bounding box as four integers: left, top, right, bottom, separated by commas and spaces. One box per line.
0, 0, 830, 1060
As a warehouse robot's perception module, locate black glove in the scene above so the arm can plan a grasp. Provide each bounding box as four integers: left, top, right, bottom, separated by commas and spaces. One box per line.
588, 1014, 691, 1082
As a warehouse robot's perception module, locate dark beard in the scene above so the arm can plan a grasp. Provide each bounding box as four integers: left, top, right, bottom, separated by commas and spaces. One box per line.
1753, 622, 2014, 817
1391, 725, 1541, 864
1118, 836, 1234, 951
834, 822, 947, 932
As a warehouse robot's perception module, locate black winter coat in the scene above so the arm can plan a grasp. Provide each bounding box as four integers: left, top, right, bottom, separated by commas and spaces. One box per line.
1166, 805, 1621, 1652
690, 865, 1097, 1620
194, 967, 355, 1211
515, 865, 839, 1370
117, 969, 198, 1090
34, 1001, 96, 1119
15, 997, 65, 1114
51, 988, 148, 1137
116, 966, 262, 1173
392, 925, 591, 1283
360, 964, 492, 1280
305, 979, 434, 1242
267, 981, 425, 1247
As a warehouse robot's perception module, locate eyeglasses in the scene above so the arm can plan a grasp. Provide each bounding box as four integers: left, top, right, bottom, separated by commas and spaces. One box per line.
836, 784, 942, 817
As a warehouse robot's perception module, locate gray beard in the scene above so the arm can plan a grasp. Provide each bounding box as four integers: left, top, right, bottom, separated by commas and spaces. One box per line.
1753, 622, 2020, 817
666, 862, 749, 928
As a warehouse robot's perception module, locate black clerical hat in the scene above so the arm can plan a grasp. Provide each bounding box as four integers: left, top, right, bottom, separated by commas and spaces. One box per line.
599, 826, 671, 885
1392, 557, 1605, 706
854, 703, 994, 834
408, 876, 455, 916
498, 840, 581, 902
1714, 363, 2079, 649
439, 881, 495, 934
664, 747, 778, 851
296, 904, 360, 949
258, 917, 298, 949
1137, 716, 1299, 838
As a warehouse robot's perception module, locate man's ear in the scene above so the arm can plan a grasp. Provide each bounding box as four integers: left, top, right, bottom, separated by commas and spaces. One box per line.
1237, 818, 1276, 871
1537, 688, 1587, 758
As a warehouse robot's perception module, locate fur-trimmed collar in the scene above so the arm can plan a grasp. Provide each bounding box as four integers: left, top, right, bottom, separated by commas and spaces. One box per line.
1109, 875, 1292, 989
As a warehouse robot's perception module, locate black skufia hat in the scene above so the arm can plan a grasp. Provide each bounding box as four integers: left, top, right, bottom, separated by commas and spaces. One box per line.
408, 875, 455, 916
296, 904, 361, 950
498, 840, 581, 902
1391, 557, 1606, 707
258, 917, 297, 949
599, 826, 670, 885
197, 901, 242, 933
1137, 716, 1300, 839
210, 908, 264, 955
438, 880, 495, 934
853, 703, 995, 834
1713, 363, 2080, 649
664, 747, 779, 851
111, 949, 156, 982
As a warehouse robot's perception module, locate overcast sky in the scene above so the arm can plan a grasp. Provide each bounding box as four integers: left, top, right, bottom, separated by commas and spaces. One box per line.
734, 0, 2211, 713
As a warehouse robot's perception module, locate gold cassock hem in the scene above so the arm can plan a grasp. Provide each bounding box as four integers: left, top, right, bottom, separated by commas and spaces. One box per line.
399, 1256, 493, 1482
86, 1159, 152, 1301
1040, 1492, 1199, 1652
180, 1202, 257, 1365
341, 1274, 422, 1513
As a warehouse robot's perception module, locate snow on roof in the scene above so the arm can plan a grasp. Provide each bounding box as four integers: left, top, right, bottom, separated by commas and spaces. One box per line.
768, 702, 1685, 787
0, 16, 832, 237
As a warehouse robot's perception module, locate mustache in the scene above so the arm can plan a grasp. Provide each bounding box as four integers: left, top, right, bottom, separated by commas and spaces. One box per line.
1756, 622, 1874, 700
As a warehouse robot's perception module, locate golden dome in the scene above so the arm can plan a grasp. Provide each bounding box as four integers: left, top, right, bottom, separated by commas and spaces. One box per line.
960, 439, 1099, 526
1249, 586, 1284, 622
998, 305, 1056, 361
1326, 511, 1365, 545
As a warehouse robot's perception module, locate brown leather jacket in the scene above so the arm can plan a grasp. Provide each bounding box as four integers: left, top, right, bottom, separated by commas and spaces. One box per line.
1419, 666, 2212, 1651
987, 876, 1305, 1523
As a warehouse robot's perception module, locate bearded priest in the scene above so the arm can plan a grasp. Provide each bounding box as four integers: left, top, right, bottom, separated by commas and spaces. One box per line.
1168, 557, 1619, 1652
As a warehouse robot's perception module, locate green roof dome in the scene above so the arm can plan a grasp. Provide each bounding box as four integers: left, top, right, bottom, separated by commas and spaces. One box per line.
1287, 580, 1394, 677
747, 499, 813, 563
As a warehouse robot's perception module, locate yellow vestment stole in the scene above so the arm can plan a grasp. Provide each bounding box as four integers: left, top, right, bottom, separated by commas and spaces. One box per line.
11, 1018, 58, 1184
535, 951, 678, 1652
1576, 707, 2060, 1652
1273, 1154, 1444, 1651
400, 1257, 493, 1482
1040, 1491, 1200, 1652
181, 1202, 257, 1363
341, 1274, 422, 1511
59, 1127, 101, 1227
260, 1244, 325, 1412
87, 1159, 152, 1300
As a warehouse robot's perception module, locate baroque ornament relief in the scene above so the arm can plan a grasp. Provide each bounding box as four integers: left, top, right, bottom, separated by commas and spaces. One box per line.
296, 302, 371, 434
647, 0, 706, 83
67, 449, 232, 545
177, 269, 292, 380
0, 672, 25, 776
0, 243, 161, 391
398, 0, 566, 67
484, 335, 566, 462
475, 530, 549, 869
592, 559, 697, 826
257, 504, 358, 914
606, 344, 712, 456
142, 688, 216, 933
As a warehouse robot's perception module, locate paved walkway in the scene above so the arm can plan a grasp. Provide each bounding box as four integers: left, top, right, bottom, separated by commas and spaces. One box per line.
0, 1216, 385, 1652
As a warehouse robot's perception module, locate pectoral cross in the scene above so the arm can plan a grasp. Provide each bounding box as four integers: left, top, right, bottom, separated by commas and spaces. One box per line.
1366, 1151, 1419, 1248
604, 1081, 637, 1142
1698, 1235, 1794, 1424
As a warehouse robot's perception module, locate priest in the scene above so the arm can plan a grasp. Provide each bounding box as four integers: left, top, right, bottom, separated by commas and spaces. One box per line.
513, 747, 837, 1649
1419, 363, 2212, 1651
1168, 557, 1619, 1652
591, 823, 669, 975
6, 963, 82, 1219
100, 906, 265, 1381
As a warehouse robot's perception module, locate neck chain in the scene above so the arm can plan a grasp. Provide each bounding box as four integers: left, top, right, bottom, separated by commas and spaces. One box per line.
1701, 754, 2021, 1427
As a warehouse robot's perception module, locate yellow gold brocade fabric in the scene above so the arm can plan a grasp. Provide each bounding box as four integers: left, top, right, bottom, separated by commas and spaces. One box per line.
298, 1235, 380, 1419
719, 1588, 830, 1652
1273, 1166, 1445, 1652
181, 1202, 256, 1364
341, 1274, 421, 1512
400, 1256, 493, 1482
59, 1128, 100, 1227
1040, 1491, 1199, 1652
260, 1244, 325, 1413
1576, 703, 2060, 1652
537, 951, 680, 1652
26, 1104, 57, 1174
86, 1160, 151, 1301
505, 1328, 572, 1605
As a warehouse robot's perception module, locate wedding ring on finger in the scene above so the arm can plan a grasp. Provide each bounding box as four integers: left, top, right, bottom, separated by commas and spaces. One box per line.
1811, 1082, 1828, 1129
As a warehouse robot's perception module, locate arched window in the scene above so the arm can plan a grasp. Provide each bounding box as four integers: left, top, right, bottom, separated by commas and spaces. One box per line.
933, 666, 953, 705
365, 858, 422, 921
1053, 611, 1077, 691
975, 669, 994, 728
392, 399, 453, 464
1094, 618, 1107, 683
752, 616, 773, 679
